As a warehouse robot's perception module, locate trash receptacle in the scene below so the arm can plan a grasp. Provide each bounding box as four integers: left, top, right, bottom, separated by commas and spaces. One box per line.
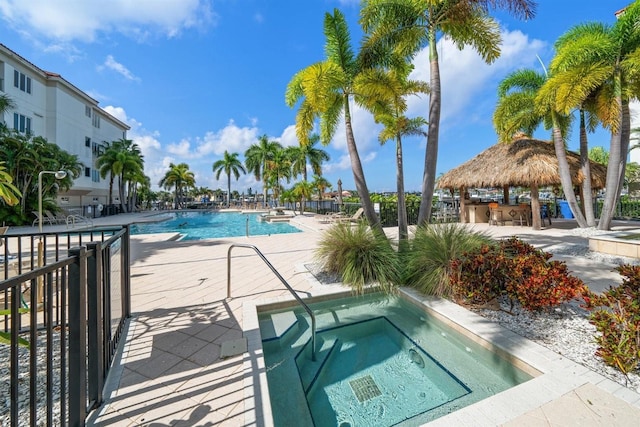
557, 200, 573, 218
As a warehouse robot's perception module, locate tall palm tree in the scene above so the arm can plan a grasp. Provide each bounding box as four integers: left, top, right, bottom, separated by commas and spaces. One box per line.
265, 148, 292, 204
360, 0, 536, 226
286, 133, 330, 182
493, 68, 580, 229
159, 163, 195, 209
539, 7, 640, 230
285, 9, 382, 231
311, 174, 332, 201
363, 66, 428, 242
213, 151, 246, 208
245, 135, 282, 208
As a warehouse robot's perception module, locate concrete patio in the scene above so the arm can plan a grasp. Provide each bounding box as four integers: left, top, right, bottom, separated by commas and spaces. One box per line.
31, 211, 635, 426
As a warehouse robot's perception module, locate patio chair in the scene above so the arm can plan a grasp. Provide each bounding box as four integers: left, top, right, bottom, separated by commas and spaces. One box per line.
45, 210, 67, 224
32, 211, 54, 227
540, 204, 552, 227
488, 203, 504, 226
332, 207, 364, 223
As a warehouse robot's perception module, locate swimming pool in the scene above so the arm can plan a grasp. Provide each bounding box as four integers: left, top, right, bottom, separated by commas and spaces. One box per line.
259, 292, 534, 426
130, 211, 301, 240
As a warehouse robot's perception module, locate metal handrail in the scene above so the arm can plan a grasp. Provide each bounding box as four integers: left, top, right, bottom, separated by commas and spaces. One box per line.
227, 243, 316, 361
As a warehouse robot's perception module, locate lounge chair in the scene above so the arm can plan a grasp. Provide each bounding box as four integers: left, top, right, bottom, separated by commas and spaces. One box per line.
46, 210, 67, 224
65, 213, 94, 229
32, 211, 54, 227
332, 207, 364, 223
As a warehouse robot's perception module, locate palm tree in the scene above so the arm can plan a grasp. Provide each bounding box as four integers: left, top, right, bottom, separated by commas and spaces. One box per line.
159, 163, 195, 209
311, 174, 332, 202
539, 7, 640, 230
291, 180, 315, 214
265, 148, 291, 204
0, 94, 15, 133
213, 151, 246, 208
245, 135, 282, 208
285, 9, 382, 231
360, 0, 536, 226
287, 133, 330, 182
493, 68, 580, 230
363, 66, 428, 242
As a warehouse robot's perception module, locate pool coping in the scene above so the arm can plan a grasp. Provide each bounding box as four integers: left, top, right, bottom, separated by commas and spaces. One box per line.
242, 286, 640, 426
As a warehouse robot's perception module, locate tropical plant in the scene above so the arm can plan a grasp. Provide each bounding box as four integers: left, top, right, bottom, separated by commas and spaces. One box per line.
315, 221, 399, 295
311, 174, 332, 201
213, 151, 246, 208
584, 264, 640, 375
285, 9, 381, 231
540, 4, 640, 230
364, 65, 428, 242
264, 148, 291, 203
0, 132, 82, 224
0, 161, 21, 206
245, 135, 282, 208
403, 223, 493, 297
0, 308, 30, 348
159, 163, 195, 209
493, 68, 579, 229
96, 138, 144, 212
290, 180, 314, 213
286, 133, 330, 182
360, 0, 536, 226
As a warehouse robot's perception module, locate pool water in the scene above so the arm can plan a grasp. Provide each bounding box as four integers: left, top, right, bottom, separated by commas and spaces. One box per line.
130, 211, 301, 240
260, 293, 533, 426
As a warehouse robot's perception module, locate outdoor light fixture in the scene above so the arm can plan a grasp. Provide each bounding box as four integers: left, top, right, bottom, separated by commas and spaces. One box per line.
38, 170, 67, 234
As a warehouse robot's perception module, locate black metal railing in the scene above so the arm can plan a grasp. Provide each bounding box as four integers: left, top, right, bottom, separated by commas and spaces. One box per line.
0, 226, 131, 426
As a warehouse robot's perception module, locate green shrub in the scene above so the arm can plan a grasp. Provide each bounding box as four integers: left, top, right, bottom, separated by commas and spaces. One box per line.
315, 222, 399, 294
403, 223, 494, 297
450, 237, 587, 312
585, 265, 640, 375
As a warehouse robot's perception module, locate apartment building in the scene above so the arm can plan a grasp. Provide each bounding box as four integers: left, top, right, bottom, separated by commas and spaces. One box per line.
0, 43, 129, 213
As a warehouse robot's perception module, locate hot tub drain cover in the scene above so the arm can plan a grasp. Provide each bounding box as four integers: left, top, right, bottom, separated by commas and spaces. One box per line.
349, 375, 382, 402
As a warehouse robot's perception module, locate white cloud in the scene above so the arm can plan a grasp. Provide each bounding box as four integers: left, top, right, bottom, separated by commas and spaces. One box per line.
408, 28, 547, 127
279, 125, 300, 147
0, 0, 215, 42
167, 139, 192, 157
195, 120, 261, 157
100, 55, 140, 81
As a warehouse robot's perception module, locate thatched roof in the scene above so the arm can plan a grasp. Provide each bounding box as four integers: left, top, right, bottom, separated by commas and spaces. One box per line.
437, 135, 607, 189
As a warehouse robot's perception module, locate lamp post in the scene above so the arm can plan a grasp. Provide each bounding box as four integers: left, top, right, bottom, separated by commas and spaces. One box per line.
36, 170, 67, 308
38, 170, 67, 234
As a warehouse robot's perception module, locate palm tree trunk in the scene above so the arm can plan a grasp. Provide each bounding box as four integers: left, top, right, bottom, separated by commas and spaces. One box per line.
418, 29, 441, 226
598, 86, 625, 230
343, 98, 381, 232
227, 175, 231, 208
531, 185, 541, 230
551, 114, 588, 227
396, 135, 408, 242
579, 109, 596, 226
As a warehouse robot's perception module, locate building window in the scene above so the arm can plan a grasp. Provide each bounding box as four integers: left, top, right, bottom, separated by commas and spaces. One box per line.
85, 137, 91, 147
85, 105, 91, 118
85, 167, 91, 177
92, 169, 100, 183
13, 70, 32, 94
13, 113, 31, 133
92, 113, 100, 128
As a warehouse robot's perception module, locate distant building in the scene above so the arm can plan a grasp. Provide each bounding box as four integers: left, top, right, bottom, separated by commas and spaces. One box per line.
0, 43, 129, 211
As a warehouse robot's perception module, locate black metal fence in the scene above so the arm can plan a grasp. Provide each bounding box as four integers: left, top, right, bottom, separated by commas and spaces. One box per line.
0, 226, 131, 426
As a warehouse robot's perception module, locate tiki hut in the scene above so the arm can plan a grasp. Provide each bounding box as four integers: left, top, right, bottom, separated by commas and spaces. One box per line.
437, 134, 607, 230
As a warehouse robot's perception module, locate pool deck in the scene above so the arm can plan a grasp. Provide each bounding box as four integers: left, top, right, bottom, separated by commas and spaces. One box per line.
19, 210, 640, 426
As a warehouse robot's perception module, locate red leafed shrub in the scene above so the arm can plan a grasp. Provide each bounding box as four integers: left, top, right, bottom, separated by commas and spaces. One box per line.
449, 237, 587, 312
584, 265, 640, 375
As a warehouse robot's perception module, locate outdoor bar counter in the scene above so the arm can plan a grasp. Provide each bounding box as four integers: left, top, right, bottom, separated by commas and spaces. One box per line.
464, 203, 531, 225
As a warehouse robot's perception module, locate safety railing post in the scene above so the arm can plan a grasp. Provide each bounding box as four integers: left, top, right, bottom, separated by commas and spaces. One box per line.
68, 246, 88, 426
87, 242, 104, 409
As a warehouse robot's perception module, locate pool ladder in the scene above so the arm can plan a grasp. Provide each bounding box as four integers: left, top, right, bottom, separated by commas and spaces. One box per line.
227, 243, 316, 361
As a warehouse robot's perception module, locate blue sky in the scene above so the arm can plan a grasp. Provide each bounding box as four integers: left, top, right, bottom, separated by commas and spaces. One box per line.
0, 1, 631, 194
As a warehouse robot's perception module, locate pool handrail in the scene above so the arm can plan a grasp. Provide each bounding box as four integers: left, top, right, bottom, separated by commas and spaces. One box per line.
227, 243, 316, 361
